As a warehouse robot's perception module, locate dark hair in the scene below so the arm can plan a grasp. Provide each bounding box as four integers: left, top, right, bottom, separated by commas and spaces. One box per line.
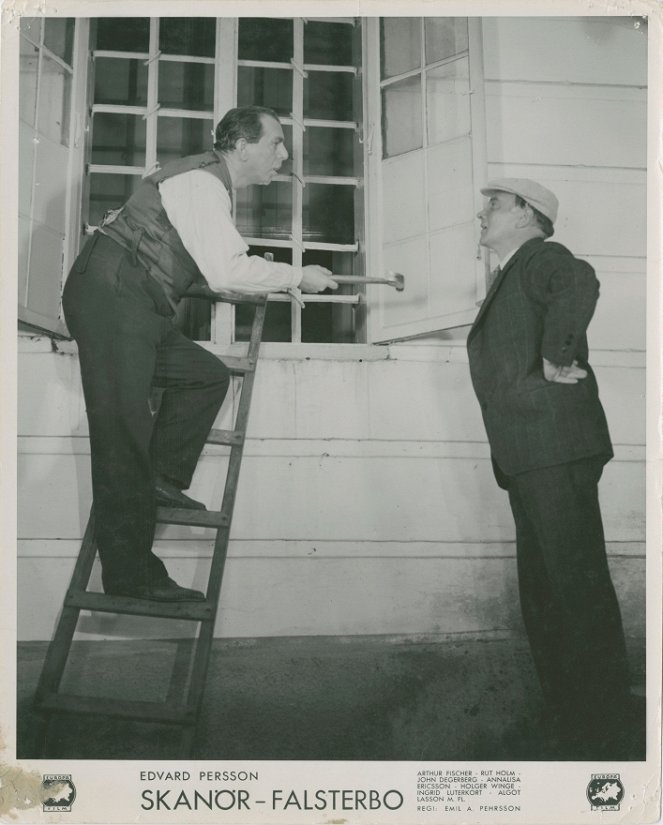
214, 106, 281, 153
515, 195, 554, 238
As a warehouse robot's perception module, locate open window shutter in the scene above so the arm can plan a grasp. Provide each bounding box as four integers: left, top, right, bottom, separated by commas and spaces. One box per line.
364, 17, 489, 344
18, 18, 88, 337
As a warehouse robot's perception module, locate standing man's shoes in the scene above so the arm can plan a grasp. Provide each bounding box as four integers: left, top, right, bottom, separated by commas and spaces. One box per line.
154, 475, 207, 510
106, 578, 205, 602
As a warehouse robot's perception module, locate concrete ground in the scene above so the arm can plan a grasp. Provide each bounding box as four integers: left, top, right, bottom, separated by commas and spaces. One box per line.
17, 633, 646, 761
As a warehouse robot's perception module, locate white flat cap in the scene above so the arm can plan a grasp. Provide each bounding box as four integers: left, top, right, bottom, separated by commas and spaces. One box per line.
480, 178, 559, 224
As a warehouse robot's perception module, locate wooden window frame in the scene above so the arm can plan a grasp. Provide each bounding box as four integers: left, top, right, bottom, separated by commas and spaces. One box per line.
18, 17, 89, 338
363, 17, 490, 344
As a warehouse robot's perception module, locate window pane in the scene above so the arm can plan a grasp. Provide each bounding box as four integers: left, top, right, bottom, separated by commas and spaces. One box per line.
382, 76, 422, 158
158, 61, 214, 111
238, 18, 293, 62
304, 21, 354, 66
237, 67, 292, 117
28, 227, 65, 318
301, 301, 332, 343
159, 18, 215, 58
39, 54, 72, 146
20, 17, 42, 43
427, 57, 471, 145
44, 18, 75, 65
425, 18, 468, 64
380, 18, 421, 79
156, 118, 214, 165
303, 127, 355, 177
301, 250, 356, 344
20, 37, 39, 127
91, 112, 147, 166
236, 246, 293, 343
18, 216, 31, 305
94, 57, 148, 106
235, 182, 292, 240
304, 72, 354, 121
303, 184, 354, 244
95, 18, 150, 52
281, 125, 293, 168
19, 123, 35, 216
88, 173, 141, 225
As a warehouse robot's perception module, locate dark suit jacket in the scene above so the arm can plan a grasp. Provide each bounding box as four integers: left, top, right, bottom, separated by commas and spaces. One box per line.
467, 237, 613, 476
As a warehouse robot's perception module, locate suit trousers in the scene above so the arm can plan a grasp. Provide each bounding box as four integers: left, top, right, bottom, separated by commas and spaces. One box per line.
62, 234, 230, 592
501, 456, 631, 729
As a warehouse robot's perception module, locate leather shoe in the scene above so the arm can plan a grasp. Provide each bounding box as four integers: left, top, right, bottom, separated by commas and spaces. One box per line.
107, 578, 205, 602
155, 476, 206, 510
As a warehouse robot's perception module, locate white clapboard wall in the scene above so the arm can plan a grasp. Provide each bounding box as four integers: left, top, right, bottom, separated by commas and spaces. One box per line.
18, 345, 644, 642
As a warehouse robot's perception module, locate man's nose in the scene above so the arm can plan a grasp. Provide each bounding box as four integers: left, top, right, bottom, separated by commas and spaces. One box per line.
279, 144, 289, 161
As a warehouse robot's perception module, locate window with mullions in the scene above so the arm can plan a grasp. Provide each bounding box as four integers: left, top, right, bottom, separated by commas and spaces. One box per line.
88, 18, 218, 338
381, 17, 471, 158
86, 17, 364, 344
89, 17, 216, 195
367, 17, 487, 343
234, 17, 363, 344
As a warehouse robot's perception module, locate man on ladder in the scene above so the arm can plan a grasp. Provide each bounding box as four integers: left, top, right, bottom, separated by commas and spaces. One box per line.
63, 105, 337, 603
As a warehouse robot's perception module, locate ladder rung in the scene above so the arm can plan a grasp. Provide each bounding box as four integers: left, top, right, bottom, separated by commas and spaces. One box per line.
64, 590, 214, 620
156, 507, 229, 528
221, 356, 256, 375
38, 692, 195, 725
206, 428, 244, 446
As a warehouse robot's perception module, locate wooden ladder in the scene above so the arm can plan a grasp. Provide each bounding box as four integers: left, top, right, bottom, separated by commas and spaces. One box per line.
33, 291, 268, 758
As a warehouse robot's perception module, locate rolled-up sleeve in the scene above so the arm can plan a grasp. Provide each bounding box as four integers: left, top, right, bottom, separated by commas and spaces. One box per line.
159, 169, 303, 294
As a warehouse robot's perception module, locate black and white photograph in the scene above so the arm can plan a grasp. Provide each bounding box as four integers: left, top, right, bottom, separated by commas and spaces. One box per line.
2, 1, 661, 823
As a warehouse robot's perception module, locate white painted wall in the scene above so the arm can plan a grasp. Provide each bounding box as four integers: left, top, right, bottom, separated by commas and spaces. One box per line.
18, 340, 645, 642
16, 17, 647, 644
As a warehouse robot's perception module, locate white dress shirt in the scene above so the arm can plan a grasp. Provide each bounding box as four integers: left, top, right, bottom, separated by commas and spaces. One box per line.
159, 169, 303, 294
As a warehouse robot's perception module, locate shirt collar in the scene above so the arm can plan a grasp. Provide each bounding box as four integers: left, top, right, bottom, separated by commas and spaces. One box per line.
499, 247, 520, 269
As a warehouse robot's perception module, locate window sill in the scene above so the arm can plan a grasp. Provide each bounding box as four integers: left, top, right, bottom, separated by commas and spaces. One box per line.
18, 310, 70, 341
22, 337, 645, 370
209, 342, 390, 362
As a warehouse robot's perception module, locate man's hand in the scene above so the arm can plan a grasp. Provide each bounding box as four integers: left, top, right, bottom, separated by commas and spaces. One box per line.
299, 266, 338, 293
542, 357, 588, 384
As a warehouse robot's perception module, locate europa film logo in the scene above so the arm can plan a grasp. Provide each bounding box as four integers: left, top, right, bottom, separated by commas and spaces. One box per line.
586, 774, 624, 811
42, 775, 77, 812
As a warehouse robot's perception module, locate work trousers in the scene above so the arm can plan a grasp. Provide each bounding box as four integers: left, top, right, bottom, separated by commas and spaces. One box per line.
62, 234, 230, 593
500, 457, 631, 731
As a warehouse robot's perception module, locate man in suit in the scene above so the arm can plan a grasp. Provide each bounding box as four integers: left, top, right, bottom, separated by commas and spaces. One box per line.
467, 178, 640, 757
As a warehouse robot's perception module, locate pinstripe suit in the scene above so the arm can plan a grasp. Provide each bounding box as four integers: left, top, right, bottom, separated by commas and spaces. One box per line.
467, 237, 632, 748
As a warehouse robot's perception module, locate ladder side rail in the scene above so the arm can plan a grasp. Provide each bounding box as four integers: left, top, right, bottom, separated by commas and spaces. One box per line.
66, 507, 99, 592
184, 299, 268, 754
34, 509, 98, 704
213, 299, 267, 556
180, 620, 216, 756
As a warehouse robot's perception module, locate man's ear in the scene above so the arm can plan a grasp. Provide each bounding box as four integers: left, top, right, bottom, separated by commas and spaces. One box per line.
235, 137, 248, 160
516, 204, 534, 229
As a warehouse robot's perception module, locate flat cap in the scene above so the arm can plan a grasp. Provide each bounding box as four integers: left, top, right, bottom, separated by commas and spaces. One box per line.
480, 178, 559, 224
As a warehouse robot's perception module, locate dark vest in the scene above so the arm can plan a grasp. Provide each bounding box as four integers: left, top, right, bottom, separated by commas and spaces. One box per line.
100, 151, 233, 310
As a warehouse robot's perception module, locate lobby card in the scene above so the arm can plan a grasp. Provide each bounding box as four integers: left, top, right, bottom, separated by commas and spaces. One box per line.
1, 0, 661, 823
